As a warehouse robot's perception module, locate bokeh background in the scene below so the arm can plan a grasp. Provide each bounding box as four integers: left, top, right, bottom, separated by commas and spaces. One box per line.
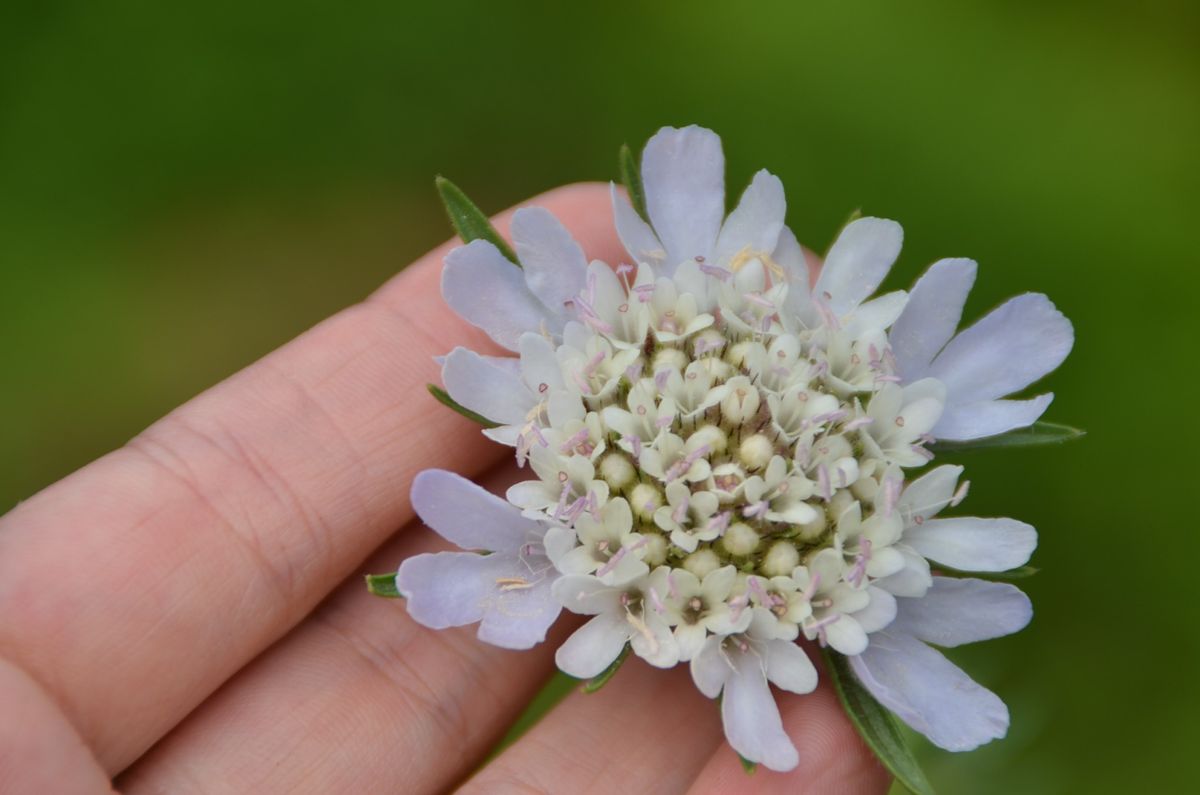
3, 1, 1197, 791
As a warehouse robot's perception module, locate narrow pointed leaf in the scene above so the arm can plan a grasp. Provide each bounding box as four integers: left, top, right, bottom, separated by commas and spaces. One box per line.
582, 643, 630, 693
935, 564, 1039, 581
929, 421, 1085, 454
435, 176, 519, 265
365, 573, 401, 598
823, 649, 936, 795
427, 384, 500, 428
618, 143, 650, 223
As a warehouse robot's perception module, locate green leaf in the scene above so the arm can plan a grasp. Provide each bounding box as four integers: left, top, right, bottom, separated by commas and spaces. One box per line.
582, 644, 630, 693
737, 753, 759, 775
365, 573, 401, 598
427, 384, 499, 428
435, 176, 519, 265
935, 564, 1039, 581
618, 143, 650, 223
928, 421, 1086, 454
823, 649, 936, 795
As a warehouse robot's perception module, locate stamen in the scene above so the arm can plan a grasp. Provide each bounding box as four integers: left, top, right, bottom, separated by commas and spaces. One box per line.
699, 263, 733, 282
664, 444, 711, 482
951, 480, 971, 507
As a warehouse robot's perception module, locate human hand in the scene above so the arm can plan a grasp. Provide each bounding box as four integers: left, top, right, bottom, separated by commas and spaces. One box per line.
0, 183, 891, 794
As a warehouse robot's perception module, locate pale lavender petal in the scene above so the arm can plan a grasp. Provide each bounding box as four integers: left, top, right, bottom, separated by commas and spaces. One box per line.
849, 629, 1009, 751
512, 207, 588, 315
933, 394, 1055, 441
689, 635, 728, 699
893, 578, 1032, 647
722, 652, 799, 771
442, 239, 549, 350
555, 612, 629, 678
906, 517, 1037, 572
890, 258, 977, 379
398, 550, 557, 650
412, 469, 541, 552
764, 639, 817, 695
477, 575, 562, 650
610, 183, 665, 265
441, 347, 533, 426
641, 125, 725, 267
928, 293, 1074, 403
713, 169, 786, 266
813, 217, 903, 316
396, 551, 492, 628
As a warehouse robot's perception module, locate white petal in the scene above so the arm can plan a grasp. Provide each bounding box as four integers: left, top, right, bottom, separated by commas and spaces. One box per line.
928, 293, 1074, 404
713, 169, 786, 266
722, 652, 799, 771
898, 465, 964, 524
555, 613, 630, 678
482, 425, 521, 446
890, 258, 977, 379
512, 207, 588, 315
894, 578, 1032, 647
906, 517, 1037, 572
876, 546, 933, 597
841, 290, 908, 337
518, 332, 566, 394
411, 469, 540, 552
813, 217, 903, 316
933, 394, 1054, 441
641, 125, 725, 268
690, 635, 730, 698
551, 574, 616, 615
849, 630, 1009, 751
610, 183, 665, 265
773, 226, 809, 288
441, 347, 532, 426
442, 240, 549, 350
764, 640, 817, 695
824, 615, 868, 655
853, 586, 898, 634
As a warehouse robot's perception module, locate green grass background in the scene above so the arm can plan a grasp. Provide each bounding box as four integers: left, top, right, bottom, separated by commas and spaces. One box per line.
2, 1, 1197, 791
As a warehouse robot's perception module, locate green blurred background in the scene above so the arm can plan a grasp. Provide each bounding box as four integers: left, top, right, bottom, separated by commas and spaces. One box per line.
3, 1, 1196, 791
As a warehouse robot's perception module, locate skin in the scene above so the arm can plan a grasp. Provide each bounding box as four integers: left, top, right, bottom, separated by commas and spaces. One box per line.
0, 183, 891, 794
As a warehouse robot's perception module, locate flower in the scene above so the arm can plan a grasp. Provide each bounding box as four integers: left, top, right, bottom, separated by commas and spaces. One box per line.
395, 469, 561, 649
390, 125, 1074, 771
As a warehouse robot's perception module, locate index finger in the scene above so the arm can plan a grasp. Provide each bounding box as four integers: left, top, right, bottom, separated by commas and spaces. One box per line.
0, 182, 624, 773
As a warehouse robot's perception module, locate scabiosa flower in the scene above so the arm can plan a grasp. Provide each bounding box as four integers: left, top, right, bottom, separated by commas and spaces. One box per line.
383, 125, 1076, 775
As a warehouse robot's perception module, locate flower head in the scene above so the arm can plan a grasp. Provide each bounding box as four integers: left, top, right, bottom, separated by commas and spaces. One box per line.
391, 125, 1074, 772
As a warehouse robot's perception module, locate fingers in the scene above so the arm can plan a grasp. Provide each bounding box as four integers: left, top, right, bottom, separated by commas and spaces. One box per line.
684, 676, 891, 795
118, 465, 573, 795
0, 658, 113, 794
0, 182, 624, 773
462, 664, 724, 795
464, 652, 890, 795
